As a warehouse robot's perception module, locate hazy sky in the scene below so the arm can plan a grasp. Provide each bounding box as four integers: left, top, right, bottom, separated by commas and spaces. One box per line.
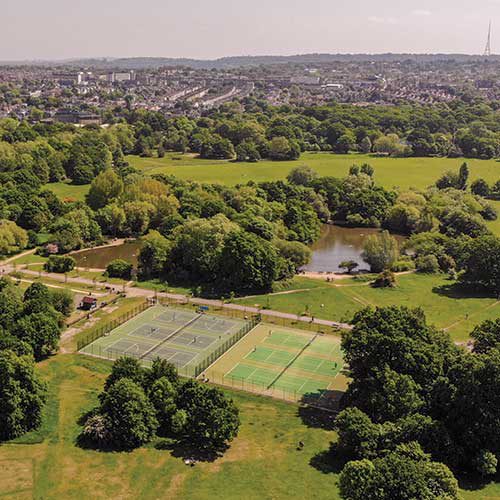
2, 0, 500, 60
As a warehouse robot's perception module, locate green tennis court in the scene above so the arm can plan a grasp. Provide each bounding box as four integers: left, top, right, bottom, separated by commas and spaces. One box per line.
223, 327, 344, 399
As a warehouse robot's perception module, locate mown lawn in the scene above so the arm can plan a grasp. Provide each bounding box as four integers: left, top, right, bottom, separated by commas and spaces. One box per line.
44, 181, 90, 201
126, 152, 500, 191
0, 354, 341, 500
236, 274, 499, 342
43, 153, 500, 210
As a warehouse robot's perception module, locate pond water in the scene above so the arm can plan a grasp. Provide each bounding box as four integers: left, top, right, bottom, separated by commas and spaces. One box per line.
302, 225, 407, 273
72, 241, 142, 269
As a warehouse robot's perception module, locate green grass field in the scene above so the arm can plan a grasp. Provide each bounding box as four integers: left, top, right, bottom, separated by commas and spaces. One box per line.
44, 152, 500, 203
44, 181, 90, 201
236, 274, 499, 342
125, 152, 500, 190
0, 354, 344, 500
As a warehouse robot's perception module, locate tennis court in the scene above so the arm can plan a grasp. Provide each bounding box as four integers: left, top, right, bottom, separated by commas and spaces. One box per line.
205, 324, 347, 406
79, 304, 255, 376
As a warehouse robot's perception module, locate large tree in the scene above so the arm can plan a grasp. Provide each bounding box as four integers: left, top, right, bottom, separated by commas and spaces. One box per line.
97, 378, 158, 449
175, 380, 239, 451
0, 350, 47, 441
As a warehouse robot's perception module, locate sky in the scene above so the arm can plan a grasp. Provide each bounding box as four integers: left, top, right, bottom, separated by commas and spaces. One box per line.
2, 0, 500, 60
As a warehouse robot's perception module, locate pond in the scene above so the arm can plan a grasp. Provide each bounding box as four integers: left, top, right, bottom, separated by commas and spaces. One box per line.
72, 241, 142, 269
302, 225, 407, 273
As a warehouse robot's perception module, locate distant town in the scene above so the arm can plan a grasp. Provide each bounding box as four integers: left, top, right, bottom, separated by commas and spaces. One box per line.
1, 55, 500, 123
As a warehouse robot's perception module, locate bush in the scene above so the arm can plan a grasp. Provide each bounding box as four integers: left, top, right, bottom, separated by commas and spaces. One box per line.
415, 255, 440, 274
44, 255, 75, 273
390, 259, 415, 272
475, 450, 498, 477
372, 270, 396, 288
106, 259, 133, 280
50, 288, 74, 317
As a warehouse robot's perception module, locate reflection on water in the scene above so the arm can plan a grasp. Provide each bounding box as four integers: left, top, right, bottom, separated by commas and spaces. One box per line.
302, 225, 406, 273
72, 242, 142, 269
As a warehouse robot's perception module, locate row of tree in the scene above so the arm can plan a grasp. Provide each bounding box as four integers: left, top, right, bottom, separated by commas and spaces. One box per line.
0, 279, 73, 441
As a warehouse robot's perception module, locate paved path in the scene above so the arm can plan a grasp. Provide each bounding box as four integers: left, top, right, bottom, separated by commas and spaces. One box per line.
2, 266, 352, 331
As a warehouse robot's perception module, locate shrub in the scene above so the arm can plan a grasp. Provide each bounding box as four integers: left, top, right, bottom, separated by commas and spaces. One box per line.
390, 259, 415, 272
415, 255, 440, 274
372, 270, 396, 288
44, 255, 75, 273
106, 259, 133, 280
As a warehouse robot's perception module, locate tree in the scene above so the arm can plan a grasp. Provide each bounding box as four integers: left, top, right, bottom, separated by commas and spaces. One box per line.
14, 312, 61, 360
148, 376, 178, 434
268, 136, 300, 161
286, 166, 318, 186
471, 319, 500, 354
235, 141, 261, 162
106, 259, 133, 280
96, 204, 126, 236
435, 170, 460, 190
86, 169, 124, 210
175, 380, 239, 451
339, 260, 359, 274
471, 178, 490, 197
284, 201, 322, 244
0, 220, 28, 256
44, 255, 75, 273
66, 131, 112, 184
342, 306, 450, 402
138, 230, 171, 280
335, 133, 356, 154
275, 239, 312, 271
457, 162, 469, 190
373, 134, 405, 156
104, 357, 145, 391
169, 215, 238, 283
50, 288, 74, 317
218, 230, 281, 291
123, 201, 154, 236
372, 270, 397, 288
459, 235, 500, 294
335, 407, 380, 460
415, 254, 440, 274
361, 231, 399, 273
339, 443, 460, 500
23, 282, 51, 304
97, 378, 158, 449
0, 350, 47, 441
360, 136, 372, 154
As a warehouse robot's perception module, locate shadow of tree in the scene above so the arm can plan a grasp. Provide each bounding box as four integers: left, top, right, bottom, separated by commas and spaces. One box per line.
432, 282, 493, 300
154, 438, 227, 463
310, 444, 346, 475
457, 470, 500, 492
297, 405, 336, 430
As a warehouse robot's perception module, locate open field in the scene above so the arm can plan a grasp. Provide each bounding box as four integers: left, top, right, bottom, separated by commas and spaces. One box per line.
236, 274, 499, 342
0, 353, 498, 499
0, 354, 343, 500
43, 181, 90, 201
44, 152, 499, 203
206, 323, 347, 406
125, 152, 500, 190
80, 305, 252, 377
